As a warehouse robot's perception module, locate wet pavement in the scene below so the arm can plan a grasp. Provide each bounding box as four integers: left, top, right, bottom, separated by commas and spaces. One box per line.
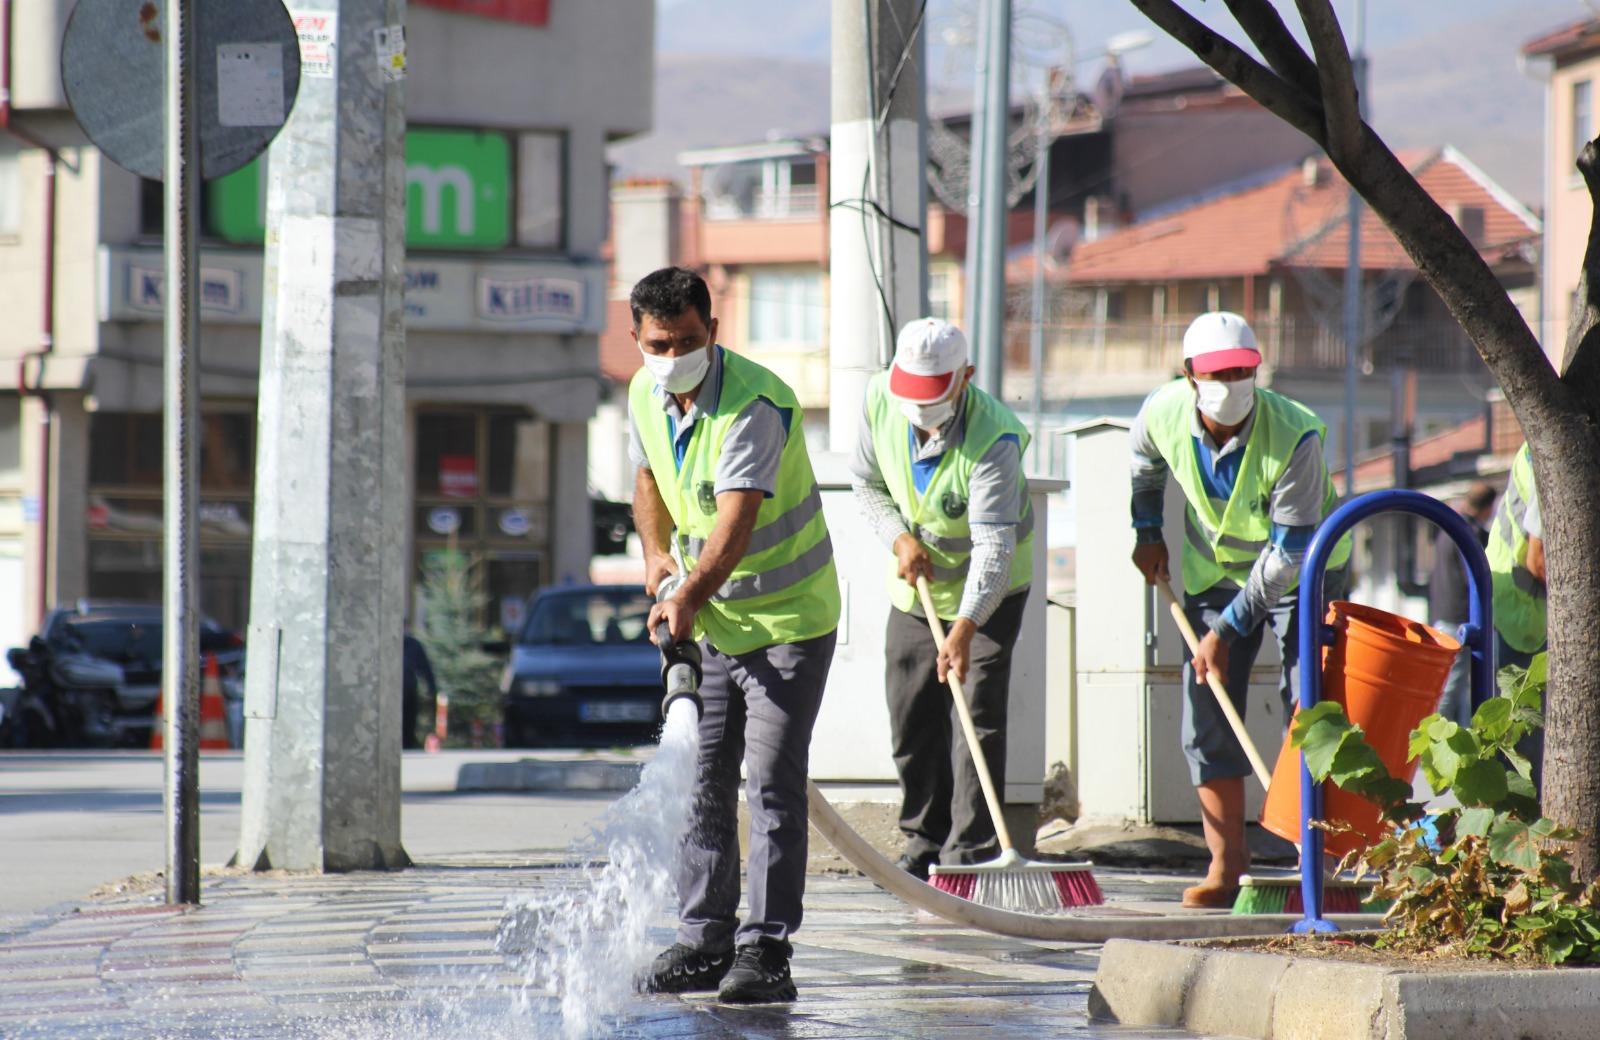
0, 857, 1225, 1039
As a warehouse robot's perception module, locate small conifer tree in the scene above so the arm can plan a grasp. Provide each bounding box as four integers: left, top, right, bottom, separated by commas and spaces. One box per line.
416, 549, 502, 747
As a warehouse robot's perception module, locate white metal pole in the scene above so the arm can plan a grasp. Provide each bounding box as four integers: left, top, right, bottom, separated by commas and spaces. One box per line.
974, 0, 1012, 395
1028, 118, 1048, 471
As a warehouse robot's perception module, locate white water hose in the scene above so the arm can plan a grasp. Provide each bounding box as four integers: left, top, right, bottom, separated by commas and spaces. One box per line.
651, 576, 1369, 938
805, 781, 1380, 940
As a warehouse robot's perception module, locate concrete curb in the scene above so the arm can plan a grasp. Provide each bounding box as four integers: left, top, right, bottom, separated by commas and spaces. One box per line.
455, 758, 642, 792
1091, 936, 1600, 1039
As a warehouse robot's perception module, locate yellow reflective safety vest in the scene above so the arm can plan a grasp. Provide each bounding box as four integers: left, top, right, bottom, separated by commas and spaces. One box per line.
865, 374, 1034, 620
629, 347, 840, 655
1143, 379, 1350, 597
1488, 443, 1546, 654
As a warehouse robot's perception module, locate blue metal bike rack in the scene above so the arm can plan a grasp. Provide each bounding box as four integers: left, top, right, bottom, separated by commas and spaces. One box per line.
1292, 489, 1495, 934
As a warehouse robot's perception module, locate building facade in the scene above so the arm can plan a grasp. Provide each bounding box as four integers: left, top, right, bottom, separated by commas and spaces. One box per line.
1524, 19, 1600, 357
0, 1, 653, 658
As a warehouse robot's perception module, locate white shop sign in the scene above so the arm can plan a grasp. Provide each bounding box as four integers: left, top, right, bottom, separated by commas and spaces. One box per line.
100, 247, 605, 334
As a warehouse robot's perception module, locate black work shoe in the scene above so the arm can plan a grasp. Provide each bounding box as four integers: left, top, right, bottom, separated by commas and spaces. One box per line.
894, 853, 936, 881
717, 939, 797, 1004
641, 942, 733, 994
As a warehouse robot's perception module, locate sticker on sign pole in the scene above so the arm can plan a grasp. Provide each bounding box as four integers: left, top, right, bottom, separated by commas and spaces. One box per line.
291, 10, 338, 78
375, 26, 407, 82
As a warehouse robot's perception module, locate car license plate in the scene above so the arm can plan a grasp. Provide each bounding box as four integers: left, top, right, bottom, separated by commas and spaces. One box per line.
578, 701, 655, 723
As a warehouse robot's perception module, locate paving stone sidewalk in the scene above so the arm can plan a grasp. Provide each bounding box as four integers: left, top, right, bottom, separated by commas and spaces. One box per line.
0, 858, 1216, 1040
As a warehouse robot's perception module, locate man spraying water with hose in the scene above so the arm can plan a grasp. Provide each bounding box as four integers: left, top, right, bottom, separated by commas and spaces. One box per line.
1128, 312, 1349, 908
626, 267, 839, 1003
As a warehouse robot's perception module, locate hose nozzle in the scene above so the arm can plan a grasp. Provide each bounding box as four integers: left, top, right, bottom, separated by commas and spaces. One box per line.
655, 575, 703, 718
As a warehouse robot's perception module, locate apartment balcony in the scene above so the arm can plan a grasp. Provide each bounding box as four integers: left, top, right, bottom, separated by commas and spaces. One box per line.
1004, 315, 1489, 403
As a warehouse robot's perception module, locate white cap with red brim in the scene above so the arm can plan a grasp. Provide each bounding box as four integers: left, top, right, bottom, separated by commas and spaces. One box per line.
888, 317, 969, 403
1183, 311, 1262, 374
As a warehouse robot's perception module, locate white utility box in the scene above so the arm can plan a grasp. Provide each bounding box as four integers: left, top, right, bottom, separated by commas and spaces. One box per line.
1070, 419, 1289, 825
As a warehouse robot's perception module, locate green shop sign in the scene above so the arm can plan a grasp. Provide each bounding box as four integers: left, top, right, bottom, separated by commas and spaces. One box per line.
207, 128, 512, 249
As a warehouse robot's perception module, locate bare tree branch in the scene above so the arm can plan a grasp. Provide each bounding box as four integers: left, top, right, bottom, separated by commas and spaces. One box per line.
1221, 0, 1321, 99
1127, 0, 1326, 146
1562, 140, 1600, 400
1292, 0, 1363, 157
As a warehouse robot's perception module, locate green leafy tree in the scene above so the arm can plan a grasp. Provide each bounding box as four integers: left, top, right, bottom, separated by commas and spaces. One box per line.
1292, 655, 1600, 964
416, 549, 502, 747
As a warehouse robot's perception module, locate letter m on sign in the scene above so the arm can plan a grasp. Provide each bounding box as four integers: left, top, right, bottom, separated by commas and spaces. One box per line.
412, 0, 550, 27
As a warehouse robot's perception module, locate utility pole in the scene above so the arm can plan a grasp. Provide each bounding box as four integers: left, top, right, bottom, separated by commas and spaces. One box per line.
969, 0, 1011, 396
163, 0, 201, 906
1341, 0, 1366, 496
1027, 111, 1048, 469
238, 0, 409, 872
829, 0, 926, 452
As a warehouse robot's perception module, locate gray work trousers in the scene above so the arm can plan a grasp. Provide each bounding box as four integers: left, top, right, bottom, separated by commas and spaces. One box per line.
885, 590, 1028, 867
676, 629, 835, 951
1181, 570, 1347, 786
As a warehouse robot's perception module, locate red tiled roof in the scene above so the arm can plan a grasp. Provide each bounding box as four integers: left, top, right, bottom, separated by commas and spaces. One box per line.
1332, 397, 1524, 493
1523, 18, 1600, 58
1064, 149, 1538, 284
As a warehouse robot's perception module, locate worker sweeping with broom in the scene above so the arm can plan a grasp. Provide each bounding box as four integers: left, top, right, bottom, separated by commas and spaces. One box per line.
849, 318, 1097, 911
1128, 312, 1349, 909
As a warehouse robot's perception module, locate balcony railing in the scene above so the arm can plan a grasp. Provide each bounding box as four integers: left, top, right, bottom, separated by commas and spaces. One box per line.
704, 187, 820, 222
1009, 316, 1488, 379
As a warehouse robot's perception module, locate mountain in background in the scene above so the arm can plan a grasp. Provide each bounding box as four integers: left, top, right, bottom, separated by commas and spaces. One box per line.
624, 0, 1586, 205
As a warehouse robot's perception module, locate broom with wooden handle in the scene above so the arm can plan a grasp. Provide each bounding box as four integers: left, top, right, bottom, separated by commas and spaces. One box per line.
1155, 580, 1272, 790
1155, 580, 1375, 915
916, 577, 1103, 911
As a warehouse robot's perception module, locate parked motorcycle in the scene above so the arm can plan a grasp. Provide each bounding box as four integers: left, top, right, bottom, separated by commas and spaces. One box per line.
0, 682, 55, 749
5, 603, 245, 750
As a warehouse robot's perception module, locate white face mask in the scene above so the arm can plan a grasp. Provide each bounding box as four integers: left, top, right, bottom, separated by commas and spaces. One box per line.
639, 342, 712, 394
900, 398, 956, 432
1194, 376, 1256, 426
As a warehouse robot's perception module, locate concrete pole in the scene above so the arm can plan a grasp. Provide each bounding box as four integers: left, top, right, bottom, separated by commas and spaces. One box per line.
238, 0, 408, 873
972, 0, 1011, 395
828, 0, 926, 452
163, 0, 201, 906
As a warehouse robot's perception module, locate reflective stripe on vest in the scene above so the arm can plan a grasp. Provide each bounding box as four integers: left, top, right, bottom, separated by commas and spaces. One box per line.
680, 483, 825, 559
1488, 444, 1546, 654
865, 374, 1034, 620
1143, 379, 1350, 596
629, 348, 841, 654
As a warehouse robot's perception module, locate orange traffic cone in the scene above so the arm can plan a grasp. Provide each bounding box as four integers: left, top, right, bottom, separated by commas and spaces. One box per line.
424, 691, 449, 753
149, 656, 231, 752
150, 688, 164, 751
199, 654, 230, 751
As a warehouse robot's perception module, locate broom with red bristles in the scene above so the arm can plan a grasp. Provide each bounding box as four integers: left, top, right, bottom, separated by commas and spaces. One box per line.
915, 578, 1104, 912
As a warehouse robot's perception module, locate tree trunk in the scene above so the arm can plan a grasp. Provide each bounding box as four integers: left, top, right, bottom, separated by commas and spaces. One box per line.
1537, 141, 1600, 878
1538, 440, 1600, 878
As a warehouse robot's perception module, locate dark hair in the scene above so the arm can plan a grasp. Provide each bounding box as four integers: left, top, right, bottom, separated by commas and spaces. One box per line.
629, 266, 711, 327
1465, 481, 1496, 513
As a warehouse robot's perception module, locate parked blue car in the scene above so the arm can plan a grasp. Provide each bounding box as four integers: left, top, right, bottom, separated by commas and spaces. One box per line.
500, 584, 663, 747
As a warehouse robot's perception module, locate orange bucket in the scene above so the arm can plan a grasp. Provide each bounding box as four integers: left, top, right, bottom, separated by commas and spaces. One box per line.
1261, 601, 1460, 859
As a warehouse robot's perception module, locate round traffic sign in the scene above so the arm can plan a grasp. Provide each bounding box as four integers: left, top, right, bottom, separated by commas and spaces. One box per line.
60, 0, 302, 181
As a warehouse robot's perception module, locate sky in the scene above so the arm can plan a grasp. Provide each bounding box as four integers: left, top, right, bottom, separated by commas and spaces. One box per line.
638, 0, 1597, 203
654, 0, 1592, 73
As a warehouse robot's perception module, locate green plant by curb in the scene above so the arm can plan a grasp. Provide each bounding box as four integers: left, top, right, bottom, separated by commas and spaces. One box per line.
1291, 653, 1600, 964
